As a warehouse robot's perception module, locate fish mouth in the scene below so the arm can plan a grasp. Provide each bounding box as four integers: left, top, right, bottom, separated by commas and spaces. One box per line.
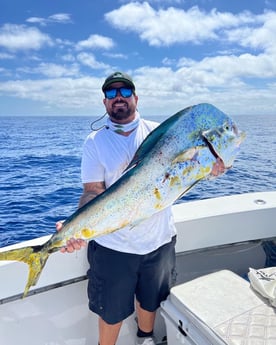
202, 127, 246, 175
203, 136, 220, 160
202, 136, 228, 176
211, 157, 227, 177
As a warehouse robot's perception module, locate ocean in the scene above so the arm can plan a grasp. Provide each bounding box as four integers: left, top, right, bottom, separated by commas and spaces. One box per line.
0, 113, 275, 247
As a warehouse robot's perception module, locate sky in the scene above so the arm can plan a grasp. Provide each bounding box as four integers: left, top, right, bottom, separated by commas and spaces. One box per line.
1, 0, 276, 117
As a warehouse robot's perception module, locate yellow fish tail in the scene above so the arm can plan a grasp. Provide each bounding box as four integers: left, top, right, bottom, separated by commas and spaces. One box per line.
0, 245, 49, 297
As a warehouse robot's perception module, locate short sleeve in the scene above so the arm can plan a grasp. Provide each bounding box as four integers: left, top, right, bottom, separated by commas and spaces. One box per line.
81, 135, 105, 183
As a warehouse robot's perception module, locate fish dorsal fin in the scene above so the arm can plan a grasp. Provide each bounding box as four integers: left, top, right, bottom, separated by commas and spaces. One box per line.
124, 130, 164, 172
125, 111, 184, 172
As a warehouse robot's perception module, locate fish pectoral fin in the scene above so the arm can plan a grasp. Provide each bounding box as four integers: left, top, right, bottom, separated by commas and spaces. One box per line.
176, 179, 202, 200
172, 146, 205, 164
0, 245, 49, 298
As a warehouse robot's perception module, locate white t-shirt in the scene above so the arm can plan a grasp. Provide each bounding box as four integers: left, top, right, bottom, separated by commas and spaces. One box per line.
81, 118, 176, 254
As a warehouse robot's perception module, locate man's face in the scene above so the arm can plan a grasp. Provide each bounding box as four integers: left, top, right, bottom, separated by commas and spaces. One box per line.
103, 82, 138, 123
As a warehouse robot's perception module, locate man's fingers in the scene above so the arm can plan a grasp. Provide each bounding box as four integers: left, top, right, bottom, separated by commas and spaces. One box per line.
56, 220, 65, 232
60, 238, 86, 253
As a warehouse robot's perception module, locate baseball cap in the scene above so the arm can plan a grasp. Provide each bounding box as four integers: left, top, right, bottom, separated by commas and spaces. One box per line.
102, 71, 135, 92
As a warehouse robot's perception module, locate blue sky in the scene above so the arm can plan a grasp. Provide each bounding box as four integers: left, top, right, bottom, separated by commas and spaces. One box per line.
0, 0, 276, 116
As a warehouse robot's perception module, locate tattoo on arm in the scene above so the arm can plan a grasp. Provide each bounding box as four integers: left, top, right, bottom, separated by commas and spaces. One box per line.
78, 182, 106, 208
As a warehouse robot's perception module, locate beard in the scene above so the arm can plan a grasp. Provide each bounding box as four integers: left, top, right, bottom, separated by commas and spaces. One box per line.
109, 101, 134, 121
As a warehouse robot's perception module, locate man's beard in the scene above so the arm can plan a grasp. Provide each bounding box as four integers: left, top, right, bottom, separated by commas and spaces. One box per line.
109, 103, 133, 121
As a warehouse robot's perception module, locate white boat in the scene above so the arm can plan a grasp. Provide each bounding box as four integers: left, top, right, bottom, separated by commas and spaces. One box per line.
0, 191, 275, 345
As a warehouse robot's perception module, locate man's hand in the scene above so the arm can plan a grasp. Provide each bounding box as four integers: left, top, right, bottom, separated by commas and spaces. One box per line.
56, 221, 86, 253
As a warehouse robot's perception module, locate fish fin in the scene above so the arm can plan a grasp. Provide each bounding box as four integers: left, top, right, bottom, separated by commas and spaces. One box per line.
124, 108, 197, 172
125, 114, 183, 171
172, 146, 204, 164
177, 179, 203, 200
0, 245, 49, 298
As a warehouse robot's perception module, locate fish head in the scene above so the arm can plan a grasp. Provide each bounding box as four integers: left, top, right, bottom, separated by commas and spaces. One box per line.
202, 119, 246, 172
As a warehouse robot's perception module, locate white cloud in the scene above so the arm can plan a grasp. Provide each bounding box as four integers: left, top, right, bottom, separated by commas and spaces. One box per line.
0, 4, 275, 116
132, 66, 276, 116
0, 77, 103, 111
26, 13, 72, 26
103, 52, 128, 59
55, 38, 74, 48
76, 34, 114, 50
0, 52, 14, 59
26, 17, 48, 26
225, 11, 276, 53
62, 54, 76, 62
48, 13, 72, 23
0, 60, 275, 116
18, 63, 80, 78
0, 24, 53, 51
105, 3, 255, 46
175, 53, 276, 86
77, 52, 110, 69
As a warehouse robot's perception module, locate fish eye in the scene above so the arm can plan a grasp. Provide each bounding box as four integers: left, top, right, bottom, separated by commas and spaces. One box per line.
223, 122, 238, 136
224, 123, 230, 131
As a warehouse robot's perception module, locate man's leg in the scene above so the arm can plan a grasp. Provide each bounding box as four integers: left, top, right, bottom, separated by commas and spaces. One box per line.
136, 301, 156, 333
98, 317, 122, 345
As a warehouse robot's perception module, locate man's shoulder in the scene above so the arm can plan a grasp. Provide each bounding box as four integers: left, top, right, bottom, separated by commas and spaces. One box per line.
87, 126, 107, 139
84, 127, 109, 149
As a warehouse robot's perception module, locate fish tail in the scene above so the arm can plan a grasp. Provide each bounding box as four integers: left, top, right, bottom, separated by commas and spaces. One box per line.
0, 244, 49, 297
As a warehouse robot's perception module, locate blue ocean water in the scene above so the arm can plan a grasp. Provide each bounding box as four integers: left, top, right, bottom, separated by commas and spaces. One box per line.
0, 114, 275, 247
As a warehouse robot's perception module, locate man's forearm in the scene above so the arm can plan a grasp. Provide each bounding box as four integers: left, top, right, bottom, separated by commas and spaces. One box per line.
78, 191, 100, 208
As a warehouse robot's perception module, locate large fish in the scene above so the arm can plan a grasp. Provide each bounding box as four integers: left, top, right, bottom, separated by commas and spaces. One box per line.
0, 103, 245, 297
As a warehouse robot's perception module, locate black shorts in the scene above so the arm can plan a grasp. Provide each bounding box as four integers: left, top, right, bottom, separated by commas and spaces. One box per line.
87, 236, 177, 324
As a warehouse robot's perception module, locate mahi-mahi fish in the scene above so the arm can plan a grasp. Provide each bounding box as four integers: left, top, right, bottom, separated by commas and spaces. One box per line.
0, 103, 245, 297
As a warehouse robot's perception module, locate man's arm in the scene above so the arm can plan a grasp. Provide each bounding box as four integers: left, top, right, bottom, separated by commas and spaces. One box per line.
78, 181, 106, 208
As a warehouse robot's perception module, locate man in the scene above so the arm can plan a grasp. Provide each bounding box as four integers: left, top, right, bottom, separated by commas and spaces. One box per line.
59, 71, 177, 345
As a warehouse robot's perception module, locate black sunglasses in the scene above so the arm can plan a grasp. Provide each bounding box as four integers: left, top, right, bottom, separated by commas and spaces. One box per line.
104, 87, 133, 99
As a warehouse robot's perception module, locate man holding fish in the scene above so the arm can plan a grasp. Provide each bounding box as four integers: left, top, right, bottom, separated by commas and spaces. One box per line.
59, 71, 178, 345
0, 70, 242, 344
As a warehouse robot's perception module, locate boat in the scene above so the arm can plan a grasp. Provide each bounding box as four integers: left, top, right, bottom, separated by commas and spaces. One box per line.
0, 190, 275, 344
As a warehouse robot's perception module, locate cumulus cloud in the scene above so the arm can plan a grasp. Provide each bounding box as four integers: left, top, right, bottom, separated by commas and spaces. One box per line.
0, 24, 53, 51
105, 3, 255, 46
102, 2, 276, 115
18, 63, 80, 78
132, 65, 276, 116
77, 52, 110, 69
0, 77, 103, 110
0, 3, 275, 116
76, 34, 114, 50
173, 52, 276, 89
225, 11, 276, 53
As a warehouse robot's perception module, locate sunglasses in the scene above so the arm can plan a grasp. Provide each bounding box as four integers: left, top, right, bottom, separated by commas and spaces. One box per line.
104, 87, 133, 99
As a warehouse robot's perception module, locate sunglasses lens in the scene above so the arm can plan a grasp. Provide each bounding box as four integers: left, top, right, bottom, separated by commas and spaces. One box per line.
105, 89, 117, 99
105, 87, 133, 99
120, 88, 132, 98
